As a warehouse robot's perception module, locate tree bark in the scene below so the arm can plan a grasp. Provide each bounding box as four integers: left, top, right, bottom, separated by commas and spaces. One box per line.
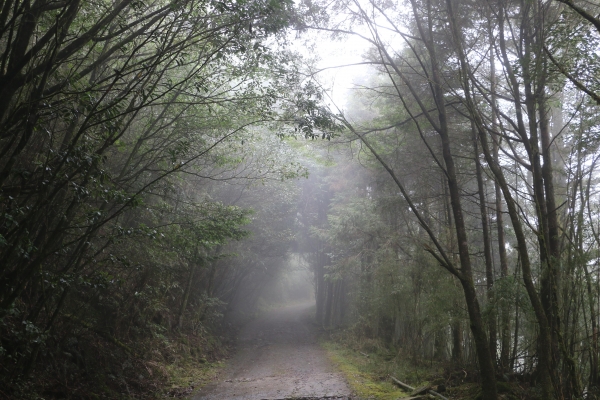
473, 124, 497, 369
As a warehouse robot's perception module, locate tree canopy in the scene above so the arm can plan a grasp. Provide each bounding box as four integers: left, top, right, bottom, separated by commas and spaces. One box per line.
2, 0, 600, 398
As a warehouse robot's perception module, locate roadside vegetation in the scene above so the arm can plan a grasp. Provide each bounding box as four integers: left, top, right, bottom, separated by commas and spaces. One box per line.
322, 333, 528, 400
301, 0, 600, 398
2, 0, 600, 398
0, 0, 334, 397
322, 338, 418, 400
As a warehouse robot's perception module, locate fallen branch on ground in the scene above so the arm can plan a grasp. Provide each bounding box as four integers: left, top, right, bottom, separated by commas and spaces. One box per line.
389, 375, 449, 400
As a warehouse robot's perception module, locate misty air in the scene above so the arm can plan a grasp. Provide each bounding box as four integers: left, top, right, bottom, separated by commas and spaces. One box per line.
1, 0, 599, 399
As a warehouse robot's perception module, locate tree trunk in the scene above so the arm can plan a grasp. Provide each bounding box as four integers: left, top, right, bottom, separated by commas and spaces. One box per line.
446, 0, 556, 394
315, 260, 325, 325
177, 263, 196, 331
473, 124, 497, 369
488, 14, 511, 372
452, 319, 463, 364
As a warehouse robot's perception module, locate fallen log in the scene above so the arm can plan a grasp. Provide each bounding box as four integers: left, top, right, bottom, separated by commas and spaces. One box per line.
411, 384, 433, 396
426, 388, 449, 400
389, 375, 449, 400
390, 376, 413, 391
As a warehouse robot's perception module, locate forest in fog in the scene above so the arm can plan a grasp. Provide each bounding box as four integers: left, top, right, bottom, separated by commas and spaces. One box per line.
1, 0, 600, 398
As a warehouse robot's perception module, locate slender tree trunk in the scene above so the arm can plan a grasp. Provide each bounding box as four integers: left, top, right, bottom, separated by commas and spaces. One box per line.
447, 0, 555, 394
452, 319, 463, 364
488, 15, 511, 373
177, 263, 197, 331
511, 258, 521, 373
324, 280, 334, 328
473, 124, 497, 368
315, 260, 325, 325
426, 2, 495, 396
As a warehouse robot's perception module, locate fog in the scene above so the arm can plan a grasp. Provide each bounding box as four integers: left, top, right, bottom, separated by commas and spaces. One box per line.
256, 254, 314, 308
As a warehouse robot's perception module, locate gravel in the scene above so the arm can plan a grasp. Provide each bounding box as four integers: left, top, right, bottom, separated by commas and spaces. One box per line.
193, 303, 353, 400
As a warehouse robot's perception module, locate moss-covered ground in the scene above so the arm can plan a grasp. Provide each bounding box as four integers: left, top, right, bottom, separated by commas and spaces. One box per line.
163, 357, 226, 398
320, 337, 529, 400
321, 339, 433, 399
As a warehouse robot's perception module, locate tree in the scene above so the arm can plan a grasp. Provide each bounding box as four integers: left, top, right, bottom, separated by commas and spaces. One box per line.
0, 0, 336, 394
309, 0, 500, 395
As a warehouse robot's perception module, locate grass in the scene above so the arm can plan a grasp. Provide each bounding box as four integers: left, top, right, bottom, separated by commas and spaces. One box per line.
321, 336, 531, 400
321, 339, 423, 399
164, 358, 226, 398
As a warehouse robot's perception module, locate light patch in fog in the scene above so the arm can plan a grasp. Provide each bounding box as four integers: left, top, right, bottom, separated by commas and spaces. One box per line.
258, 253, 314, 307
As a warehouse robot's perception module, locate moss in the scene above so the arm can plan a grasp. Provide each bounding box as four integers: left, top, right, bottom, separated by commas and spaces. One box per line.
166, 359, 224, 388
321, 340, 407, 400
445, 382, 480, 400
321, 335, 528, 400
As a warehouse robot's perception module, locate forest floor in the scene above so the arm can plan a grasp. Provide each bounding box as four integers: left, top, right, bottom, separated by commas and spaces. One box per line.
189, 303, 528, 400
193, 302, 352, 400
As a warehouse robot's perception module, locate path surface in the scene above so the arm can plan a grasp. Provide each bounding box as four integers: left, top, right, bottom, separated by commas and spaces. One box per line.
194, 302, 352, 400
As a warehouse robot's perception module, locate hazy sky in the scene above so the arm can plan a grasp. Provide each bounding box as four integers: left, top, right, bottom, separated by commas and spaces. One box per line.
293, 27, 372, 109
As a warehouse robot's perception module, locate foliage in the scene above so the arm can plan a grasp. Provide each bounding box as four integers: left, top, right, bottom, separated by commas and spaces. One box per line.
322, 338, 431, 399
0, 0, 334, 397
297, 0, 600, 397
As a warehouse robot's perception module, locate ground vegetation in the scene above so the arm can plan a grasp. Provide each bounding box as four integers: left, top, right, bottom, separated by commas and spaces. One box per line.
301, 0, 600, 398
0, 0, 335, 397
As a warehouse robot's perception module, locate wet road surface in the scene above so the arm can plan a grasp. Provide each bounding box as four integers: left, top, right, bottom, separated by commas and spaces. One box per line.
194, 302, 352, 400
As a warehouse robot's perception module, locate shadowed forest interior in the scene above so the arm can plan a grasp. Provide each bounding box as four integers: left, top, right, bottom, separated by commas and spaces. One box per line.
1, 0, 600, 399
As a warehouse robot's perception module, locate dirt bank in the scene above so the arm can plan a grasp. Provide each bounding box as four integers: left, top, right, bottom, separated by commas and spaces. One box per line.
194, 302, 352, 400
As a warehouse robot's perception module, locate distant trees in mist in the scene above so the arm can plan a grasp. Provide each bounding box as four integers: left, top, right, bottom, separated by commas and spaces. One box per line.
301, 0, 600, 398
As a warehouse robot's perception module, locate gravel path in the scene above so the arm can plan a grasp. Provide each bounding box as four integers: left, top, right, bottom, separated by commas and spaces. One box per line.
194, 302, 352, 400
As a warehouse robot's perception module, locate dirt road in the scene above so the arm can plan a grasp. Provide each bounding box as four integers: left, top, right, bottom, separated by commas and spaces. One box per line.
194, 302, 352, 400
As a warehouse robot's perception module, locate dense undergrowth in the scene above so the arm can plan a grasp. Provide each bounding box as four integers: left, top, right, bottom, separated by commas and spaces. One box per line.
2, 326, 231, 399
321, 331, 538, 400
